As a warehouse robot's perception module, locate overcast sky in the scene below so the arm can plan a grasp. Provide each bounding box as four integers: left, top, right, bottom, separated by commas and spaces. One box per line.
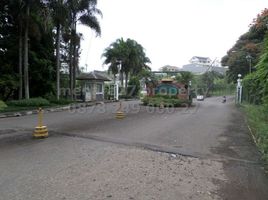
77, 0, 267, 72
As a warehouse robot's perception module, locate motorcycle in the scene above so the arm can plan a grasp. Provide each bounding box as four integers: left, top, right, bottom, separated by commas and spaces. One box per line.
222, 96, 226, 103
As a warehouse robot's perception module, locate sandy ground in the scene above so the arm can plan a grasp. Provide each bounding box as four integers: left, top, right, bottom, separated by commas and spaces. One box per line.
0, 135, 226, 200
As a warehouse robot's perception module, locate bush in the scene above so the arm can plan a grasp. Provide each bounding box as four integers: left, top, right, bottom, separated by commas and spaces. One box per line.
142, 96, 190, 107
244, 104, 268, 163
0, 100, 7, 110
127, 76, 141, 97
154, 94, 178, 99
48, 98, 74, 105
7, 98, 50, 107
119, 95, 133, 99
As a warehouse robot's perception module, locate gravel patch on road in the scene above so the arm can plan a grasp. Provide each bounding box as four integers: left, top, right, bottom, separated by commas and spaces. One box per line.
62, 147, 227, 200
0, 136, 226, 200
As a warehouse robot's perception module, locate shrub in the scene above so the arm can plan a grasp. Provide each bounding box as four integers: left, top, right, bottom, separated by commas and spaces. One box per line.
142, 96, 191, 107
244, 105, 268, 164
154, 94, 178, 99
127, 76, 141, 97
0, 100, 7, 110
119, 95, 133, 99
48, 98, 74, 105
7, 98, 50, 107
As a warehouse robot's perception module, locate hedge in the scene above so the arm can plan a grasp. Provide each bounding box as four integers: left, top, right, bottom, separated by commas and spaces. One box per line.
7, 98, 50, 107
142, 96, 191, 107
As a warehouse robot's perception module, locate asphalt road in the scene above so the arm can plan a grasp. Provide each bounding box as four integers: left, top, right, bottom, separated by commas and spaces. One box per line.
0, 97, 268, 200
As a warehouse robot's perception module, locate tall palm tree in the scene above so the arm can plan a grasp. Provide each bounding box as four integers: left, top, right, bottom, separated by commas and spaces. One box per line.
9, 0, 25, 99
21, 0, 55, 99
102, 38, 151, 94
124, 39, 151, 92
67, 0, 102, 100
23, 0, 30, 99
102, 38, 125, 83
50, 0, 69, 100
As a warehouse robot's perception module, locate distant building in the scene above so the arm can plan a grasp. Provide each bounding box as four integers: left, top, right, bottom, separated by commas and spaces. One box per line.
182, 63, 227, 75
159, 65, 180, 72
190, 56, 212, 66
182, 64, 209, 74
182, 56, 227, 75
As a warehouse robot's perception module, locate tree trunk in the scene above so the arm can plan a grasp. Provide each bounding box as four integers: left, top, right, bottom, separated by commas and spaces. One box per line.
56, 24, 61, 100
72, 21, 78, 100
120, 71, 123, 87
69, 16, 76, 100
23, 4, 30, 99
69, 40, 73, 100
125, 72, 128, 95
72, 43, 77, 100
19, 19, 23, 99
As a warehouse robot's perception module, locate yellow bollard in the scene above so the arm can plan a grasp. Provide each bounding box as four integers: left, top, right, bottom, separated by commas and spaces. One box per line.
33, 108, 48, 138
116, 101, 125, 119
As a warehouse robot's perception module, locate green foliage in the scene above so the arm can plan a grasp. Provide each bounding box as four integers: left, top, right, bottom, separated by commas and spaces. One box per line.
244, 104, 268, 163
7, 98, 50, 107
195, 71, 224, 97
222, 9, 268, 82
48, 98, 74, 105
0, 74, 19, 101
142, 96, 191, 107
175, 71, 193, 85
118, 95, 133, 99
0, 100, 7, 111
102, 38, 151, 80
242, 36, 268, 104
0, 0, 102, 100
154, 94, 178, 99
127, 76, 141, 97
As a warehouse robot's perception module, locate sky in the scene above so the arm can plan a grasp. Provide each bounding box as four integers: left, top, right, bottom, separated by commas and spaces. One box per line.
77, 0, 268, 72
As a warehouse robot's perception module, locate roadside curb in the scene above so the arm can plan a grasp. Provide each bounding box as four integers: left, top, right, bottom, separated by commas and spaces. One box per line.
0, 100, 117, 119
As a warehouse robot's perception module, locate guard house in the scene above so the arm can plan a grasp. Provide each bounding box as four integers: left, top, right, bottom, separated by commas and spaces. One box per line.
76, 71, 111, 101
146, 78, 189, 100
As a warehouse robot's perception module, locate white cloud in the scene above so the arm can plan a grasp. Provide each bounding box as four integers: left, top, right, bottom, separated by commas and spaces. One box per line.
77, 0, 268, 72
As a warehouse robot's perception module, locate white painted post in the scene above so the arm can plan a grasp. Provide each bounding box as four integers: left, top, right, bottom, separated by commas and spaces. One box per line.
236, 74, 242, 104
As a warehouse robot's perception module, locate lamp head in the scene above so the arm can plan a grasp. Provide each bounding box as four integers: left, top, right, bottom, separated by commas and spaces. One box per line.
246, 54, 252, 61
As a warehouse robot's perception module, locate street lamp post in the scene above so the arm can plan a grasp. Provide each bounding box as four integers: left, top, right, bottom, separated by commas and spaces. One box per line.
246, 54, 252, 74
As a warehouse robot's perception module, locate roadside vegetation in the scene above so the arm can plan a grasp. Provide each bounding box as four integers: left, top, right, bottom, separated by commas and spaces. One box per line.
0, 0, 102, 102
142, 95, 191, 107
0, 98, 73, 113
243, 105, 268, 163
193, 73, 235, 97
222, 9, 268, 164
0, 100, 7, 111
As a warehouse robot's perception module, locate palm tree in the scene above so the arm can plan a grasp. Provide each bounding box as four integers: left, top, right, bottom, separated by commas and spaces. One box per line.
9, 0, 24, 99
102, 38, 151, 94
175, 71, 193, 85
20, 0, 57, 99
23, 0, 30, 99
67, 0, 102, 100
124, 39, 151, 92
50, 0, 69, 100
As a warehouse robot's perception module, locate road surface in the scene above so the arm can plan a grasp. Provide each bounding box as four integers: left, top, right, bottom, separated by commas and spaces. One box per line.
0, 97, 267, 200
